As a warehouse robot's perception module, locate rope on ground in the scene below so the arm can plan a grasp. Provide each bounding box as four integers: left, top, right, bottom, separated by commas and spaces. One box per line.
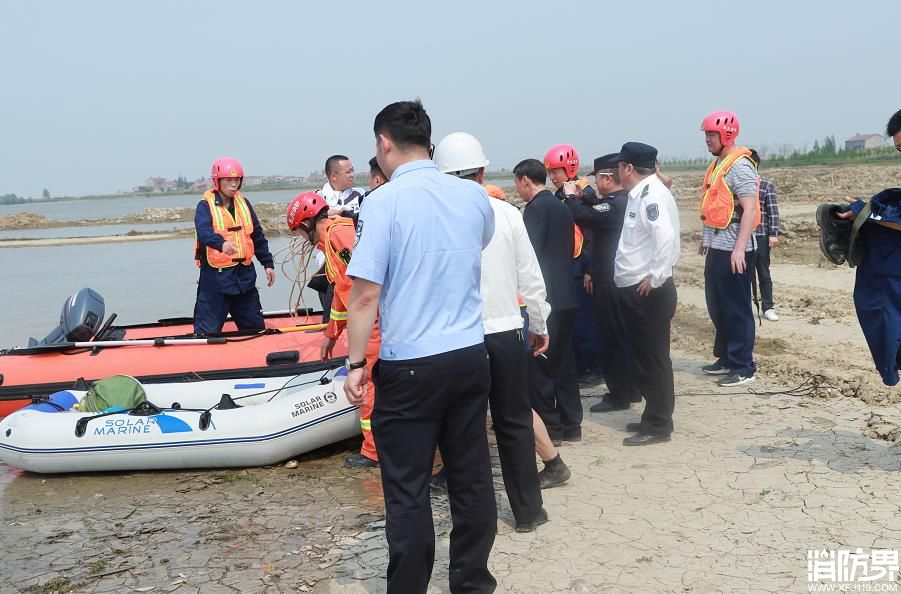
746, 374, 846, 398
677, 374, 852, 398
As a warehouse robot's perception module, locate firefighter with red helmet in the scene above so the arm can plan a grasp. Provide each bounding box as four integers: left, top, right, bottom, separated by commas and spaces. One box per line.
546, 144, 605, 388
193, 157, 275, 335
286, 192, 382, 469
699, 111, 761, 387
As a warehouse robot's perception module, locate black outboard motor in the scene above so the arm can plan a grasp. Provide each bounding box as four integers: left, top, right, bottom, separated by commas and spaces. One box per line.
28, 288, 105, 347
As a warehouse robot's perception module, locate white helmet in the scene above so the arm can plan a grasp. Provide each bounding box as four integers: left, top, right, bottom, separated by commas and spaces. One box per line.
433, 132, 489, 177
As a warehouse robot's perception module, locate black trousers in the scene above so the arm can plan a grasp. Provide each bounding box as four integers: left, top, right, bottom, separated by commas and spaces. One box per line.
528, 309, 580, 439
619, 278, 677, 435
372, 344, 497, 594
753, 236, 774, 311
593, 281, 641, 405
193, 287, 264, 335
484, 330, 543, 524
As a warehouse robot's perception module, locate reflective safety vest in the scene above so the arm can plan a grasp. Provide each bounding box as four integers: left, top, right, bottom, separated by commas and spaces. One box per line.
322, 218, 356, 284
194, 190, 255, 269
318, 217, 359, 339
700, 147, 761, 230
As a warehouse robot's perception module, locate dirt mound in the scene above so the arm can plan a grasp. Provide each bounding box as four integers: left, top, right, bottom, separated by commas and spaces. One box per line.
669, 163, 901, 205
0, 212, 59, 230
121, 207, 191, 223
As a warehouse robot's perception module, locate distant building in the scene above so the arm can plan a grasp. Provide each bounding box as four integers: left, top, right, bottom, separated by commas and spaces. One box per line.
845, 133, 887, 151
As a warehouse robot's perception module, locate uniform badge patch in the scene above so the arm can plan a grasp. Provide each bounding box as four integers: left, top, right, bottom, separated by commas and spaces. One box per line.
646, 203, 659, 221
354, 220, 363, 247
593, 203, 611, 213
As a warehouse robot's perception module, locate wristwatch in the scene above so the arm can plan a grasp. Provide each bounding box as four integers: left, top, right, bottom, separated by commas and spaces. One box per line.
345, 358, 367, 370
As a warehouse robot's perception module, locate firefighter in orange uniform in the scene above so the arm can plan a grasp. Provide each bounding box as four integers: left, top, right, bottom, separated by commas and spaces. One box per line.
193, 157, 275, 336
287, 191, 381, 468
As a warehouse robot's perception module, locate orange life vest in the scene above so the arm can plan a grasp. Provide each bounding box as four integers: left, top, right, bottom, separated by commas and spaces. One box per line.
194, 190, 256, 269
700, 147, 761, 230
570, 179, 590, 259
321, 217, 356, 284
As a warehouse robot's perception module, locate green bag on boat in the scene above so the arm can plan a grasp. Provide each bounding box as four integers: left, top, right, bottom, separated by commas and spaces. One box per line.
79, 375, 147, 413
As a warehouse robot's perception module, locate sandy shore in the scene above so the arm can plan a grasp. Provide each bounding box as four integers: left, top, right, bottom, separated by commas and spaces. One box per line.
0, 231, 191, 248
2, 356, 900, 593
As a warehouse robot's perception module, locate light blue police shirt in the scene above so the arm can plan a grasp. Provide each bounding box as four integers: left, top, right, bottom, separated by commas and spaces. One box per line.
346, 159, 495, 361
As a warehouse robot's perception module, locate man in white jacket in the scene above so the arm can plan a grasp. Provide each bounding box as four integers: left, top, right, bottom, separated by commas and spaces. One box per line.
321, 154, 366, 217
434, 132, 556, 532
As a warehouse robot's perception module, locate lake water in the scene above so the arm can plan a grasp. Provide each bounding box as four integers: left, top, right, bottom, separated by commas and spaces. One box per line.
0, 236, 320, 349
0, 189, 305, 221
0, 176, 517, 222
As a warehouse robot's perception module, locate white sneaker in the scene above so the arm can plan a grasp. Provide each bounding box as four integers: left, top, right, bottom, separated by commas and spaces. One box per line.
764, 309, 779, 321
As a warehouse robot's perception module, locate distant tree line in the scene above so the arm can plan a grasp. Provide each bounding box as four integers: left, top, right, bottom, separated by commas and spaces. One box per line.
0, 193, 28, 205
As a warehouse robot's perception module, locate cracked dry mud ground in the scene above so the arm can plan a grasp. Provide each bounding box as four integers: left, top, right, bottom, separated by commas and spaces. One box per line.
3, 163, 901, 593
3, 359, 900, 594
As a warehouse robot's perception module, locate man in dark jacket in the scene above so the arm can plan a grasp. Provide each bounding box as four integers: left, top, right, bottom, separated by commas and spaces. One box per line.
514, 158, 580, 443
562, 153, 641, 412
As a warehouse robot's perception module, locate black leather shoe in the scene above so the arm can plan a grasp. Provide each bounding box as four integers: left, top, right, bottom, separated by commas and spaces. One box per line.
625, 422, 644, 433
623, 432, 671, 446
590, 399, 630, 413
515, 508, 549, 533
344, 453, 379, 469
562, 429, 582, 442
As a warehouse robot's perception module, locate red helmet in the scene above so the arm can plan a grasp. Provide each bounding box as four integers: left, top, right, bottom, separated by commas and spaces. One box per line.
211, 157, 244, 191
544, 144, 580, 179
700, 111, 740, 147
286, 192, 327, 232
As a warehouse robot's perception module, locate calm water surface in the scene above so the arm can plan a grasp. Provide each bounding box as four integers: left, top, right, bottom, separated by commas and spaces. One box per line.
0, 189, 304, 221
0, 236, 318, 349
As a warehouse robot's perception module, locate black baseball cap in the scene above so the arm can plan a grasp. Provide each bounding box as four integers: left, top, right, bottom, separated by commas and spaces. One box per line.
611, 142, 658, 169
587, 153, 620, 176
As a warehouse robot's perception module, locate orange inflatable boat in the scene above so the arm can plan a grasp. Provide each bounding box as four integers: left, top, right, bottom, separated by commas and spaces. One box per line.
0, 289, 348, 416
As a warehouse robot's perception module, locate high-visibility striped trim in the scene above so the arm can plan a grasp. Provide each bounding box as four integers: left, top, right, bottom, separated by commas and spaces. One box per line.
360, 418, 372, 431
330, 309, 347, 321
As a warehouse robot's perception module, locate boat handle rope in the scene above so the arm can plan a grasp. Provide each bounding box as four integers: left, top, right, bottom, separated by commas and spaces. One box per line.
73, 370, 335, 436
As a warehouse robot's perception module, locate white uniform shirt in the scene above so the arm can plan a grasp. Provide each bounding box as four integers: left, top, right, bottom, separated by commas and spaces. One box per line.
614, 174, 680, 289
320, 181, 365, 213
481, 197, 550, 336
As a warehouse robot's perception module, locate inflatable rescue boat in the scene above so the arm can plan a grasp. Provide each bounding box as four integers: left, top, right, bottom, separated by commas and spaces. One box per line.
0, 364, 358, 473
0, 288, 349, 416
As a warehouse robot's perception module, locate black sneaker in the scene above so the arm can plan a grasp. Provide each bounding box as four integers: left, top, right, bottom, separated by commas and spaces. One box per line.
717, 373, 756, 387
701, 362, 730, 375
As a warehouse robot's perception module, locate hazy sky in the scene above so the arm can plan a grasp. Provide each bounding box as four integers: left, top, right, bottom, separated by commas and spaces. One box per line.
2, 1, 898, 197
